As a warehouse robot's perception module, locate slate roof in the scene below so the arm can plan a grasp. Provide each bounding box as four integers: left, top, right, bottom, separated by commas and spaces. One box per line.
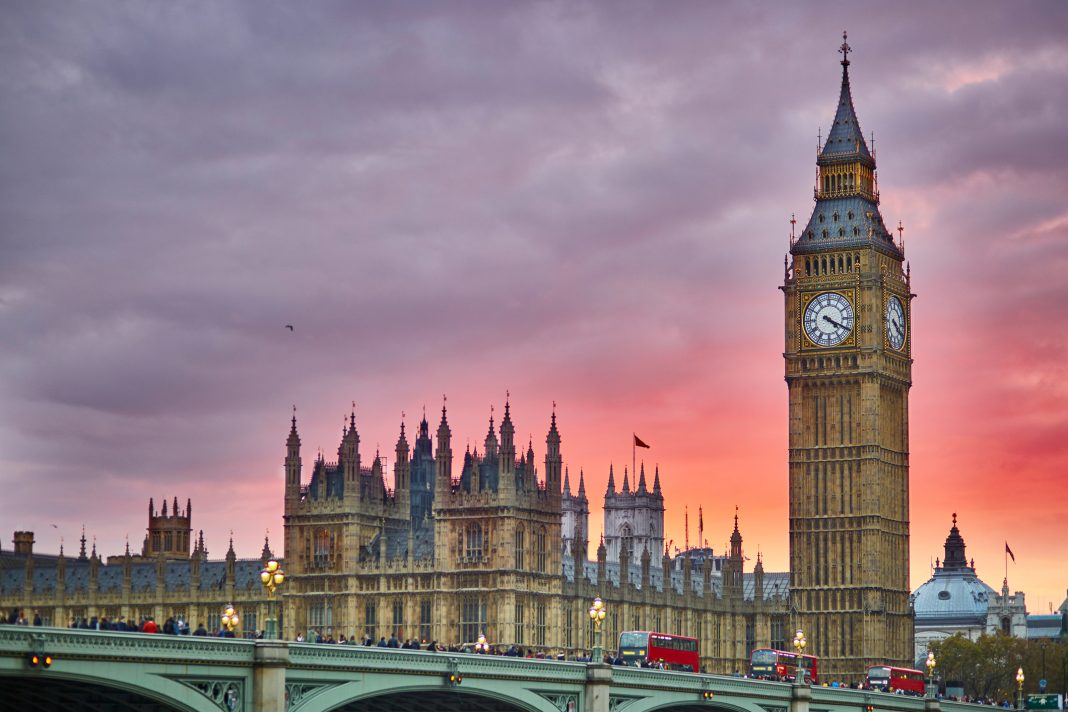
562, 558, 789, 601
821, 62, 873, 163
793, 197, 900, 258
0, 557, 284, 595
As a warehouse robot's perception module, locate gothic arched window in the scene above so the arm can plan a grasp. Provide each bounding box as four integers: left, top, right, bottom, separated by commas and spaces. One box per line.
535, 527, 547, 572
465, 523, 484, 561
314, 529, 331, 569
515, 526, 525, 569
620, 524, 633, 558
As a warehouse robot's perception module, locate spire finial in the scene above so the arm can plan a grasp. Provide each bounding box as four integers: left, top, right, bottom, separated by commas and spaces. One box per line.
952, 511, 957, 527
840, 30, 851, 67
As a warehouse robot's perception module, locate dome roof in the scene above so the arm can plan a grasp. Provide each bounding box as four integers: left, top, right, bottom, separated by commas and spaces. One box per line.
912, 569, 996, 624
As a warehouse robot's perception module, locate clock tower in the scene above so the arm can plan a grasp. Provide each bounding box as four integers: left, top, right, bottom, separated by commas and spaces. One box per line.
782, 34, 914, 677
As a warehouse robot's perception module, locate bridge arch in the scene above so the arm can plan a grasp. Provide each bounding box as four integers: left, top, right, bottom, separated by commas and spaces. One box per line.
294, 680, 563, 712
621, 696, 767, 712
0, 669, 218, 712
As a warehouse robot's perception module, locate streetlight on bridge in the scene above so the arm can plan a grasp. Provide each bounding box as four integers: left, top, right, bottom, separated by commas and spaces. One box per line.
925, 650, 937, 699
475, 632, 489, 654
260, 559, 285, 640
793, 629, 807, 684
1015, 667, 1025, 711
589, 597, 607, 663
221, 604, 239, 637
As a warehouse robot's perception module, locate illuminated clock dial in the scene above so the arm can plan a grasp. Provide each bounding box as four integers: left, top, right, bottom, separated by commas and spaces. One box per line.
803, 292, 854, 347
885, 295, 906, 350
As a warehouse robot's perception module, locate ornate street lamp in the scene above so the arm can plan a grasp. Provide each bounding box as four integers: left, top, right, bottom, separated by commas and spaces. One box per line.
221, 604, 240, 636
1015, 667, 1025, 710
259, 559, 285, 640
925, 651, 937, 699
793, 629, 807, 684
475, 632, 489, 654
589, 597, 607, 663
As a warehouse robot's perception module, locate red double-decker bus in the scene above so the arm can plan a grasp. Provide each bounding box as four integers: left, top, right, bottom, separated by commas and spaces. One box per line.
866, 666, 925, 695
617, 631, 699, 672
749, 648, 820, 683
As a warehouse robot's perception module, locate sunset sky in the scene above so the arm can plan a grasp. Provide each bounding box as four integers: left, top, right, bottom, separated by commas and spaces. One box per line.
2, 2, 1066, 613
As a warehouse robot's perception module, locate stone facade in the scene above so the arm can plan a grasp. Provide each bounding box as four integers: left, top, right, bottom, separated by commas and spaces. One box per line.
280, 400, 790, 672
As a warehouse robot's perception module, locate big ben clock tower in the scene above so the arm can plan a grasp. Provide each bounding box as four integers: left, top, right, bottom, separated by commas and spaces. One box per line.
783, 34, 914, 677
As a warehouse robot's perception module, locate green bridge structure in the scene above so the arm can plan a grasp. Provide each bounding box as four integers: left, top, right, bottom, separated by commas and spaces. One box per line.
1, 628, 974, 712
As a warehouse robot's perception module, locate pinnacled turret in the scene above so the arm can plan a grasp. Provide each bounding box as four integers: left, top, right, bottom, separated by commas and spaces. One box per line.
637, 462, 647, 493
499, 397, 516, 478
435, 400, 453, 496
621, 468, 630, 493
225, 534, 236, 581
79, 525, 88, 561
394, 419, 411, 513
285, 408, 302, 495
753, 551, 765, 604
484, 411, 499, 458
341, 406, 361, 490
56, 542, 66, 595
724, 509, 745, 598
652, 465, 661, 495
87, 538, 99, 594
371, 449, 386, 499
606, 464, 616, 494
544, 407, 562, 498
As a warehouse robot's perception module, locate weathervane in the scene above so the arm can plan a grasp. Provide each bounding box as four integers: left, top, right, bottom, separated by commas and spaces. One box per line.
840, 30, 851, 66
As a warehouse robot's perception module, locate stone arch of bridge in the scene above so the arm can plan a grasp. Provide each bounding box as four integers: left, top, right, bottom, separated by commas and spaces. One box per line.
621, 695, 768, 712
293, 680, 565, 712
0, 670, 218, 712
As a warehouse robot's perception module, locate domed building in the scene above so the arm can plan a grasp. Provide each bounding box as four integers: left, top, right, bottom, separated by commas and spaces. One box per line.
910, 514, 1026, 665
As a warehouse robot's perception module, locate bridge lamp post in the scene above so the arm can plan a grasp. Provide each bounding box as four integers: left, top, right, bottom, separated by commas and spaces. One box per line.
793, 629, 807, 684
475, 632, 489, 654
925, 651, 937, 699
589, 597, 607, 664
260, 559, 285, 640
221, 604, 239, 636
1015, 667, 1025, 710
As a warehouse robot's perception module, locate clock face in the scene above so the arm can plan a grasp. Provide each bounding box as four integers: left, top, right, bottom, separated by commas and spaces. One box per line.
885, 295, 906, 350
803, 292, 854, 347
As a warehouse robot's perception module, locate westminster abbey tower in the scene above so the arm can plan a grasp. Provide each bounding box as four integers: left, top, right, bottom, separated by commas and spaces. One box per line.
782, 35, 914, 676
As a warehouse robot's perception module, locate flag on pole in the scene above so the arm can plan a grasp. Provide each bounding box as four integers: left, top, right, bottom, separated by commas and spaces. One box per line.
634, 434, 650, 449
1005, 542, 1015, 562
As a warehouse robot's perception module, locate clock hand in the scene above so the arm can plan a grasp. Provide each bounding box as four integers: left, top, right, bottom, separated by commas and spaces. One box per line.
822, 314, 846, 329
891, 318, 903, 335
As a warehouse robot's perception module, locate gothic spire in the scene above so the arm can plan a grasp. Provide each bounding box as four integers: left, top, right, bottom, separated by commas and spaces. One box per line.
578, 469, 586, 498
821, 31, 873, 164
563, 467, 571, 496
637, 462, 647, 493
652, 465, 661, 495
606, 464, 616, 494
794, 32, 900, 259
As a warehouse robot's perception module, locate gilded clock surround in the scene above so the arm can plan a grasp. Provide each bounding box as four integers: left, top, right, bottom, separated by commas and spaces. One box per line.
800, 290, 857, 349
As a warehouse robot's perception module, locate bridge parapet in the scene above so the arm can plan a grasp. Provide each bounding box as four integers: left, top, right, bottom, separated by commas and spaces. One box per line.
0, 626, 256, 664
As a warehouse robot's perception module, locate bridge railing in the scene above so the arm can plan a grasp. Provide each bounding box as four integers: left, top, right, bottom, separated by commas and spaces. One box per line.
286, 643, 590, 682
0, 625, 257, 664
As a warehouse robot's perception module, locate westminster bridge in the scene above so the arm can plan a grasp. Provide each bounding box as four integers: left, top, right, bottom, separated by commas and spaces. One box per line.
1, 627, 973, 712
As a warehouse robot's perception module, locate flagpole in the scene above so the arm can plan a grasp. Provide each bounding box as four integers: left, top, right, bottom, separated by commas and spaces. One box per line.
632, 432, 636, 485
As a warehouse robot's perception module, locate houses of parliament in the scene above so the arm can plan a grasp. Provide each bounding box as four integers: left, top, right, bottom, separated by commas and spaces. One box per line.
0, 39, 913, 678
